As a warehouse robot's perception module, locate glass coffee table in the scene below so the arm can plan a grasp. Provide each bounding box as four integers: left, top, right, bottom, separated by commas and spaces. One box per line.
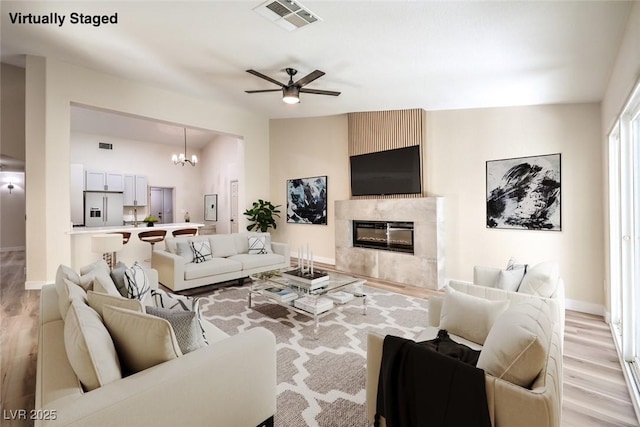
248, 268, 367, 339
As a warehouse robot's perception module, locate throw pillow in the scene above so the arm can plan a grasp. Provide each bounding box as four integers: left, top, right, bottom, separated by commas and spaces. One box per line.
210, 234, 238, 258
496, 268, 526, 292
93, 272, 121, 297
102, 305, 182, 375
248, 235, 268, 254
439, 286, 510, 345
57, 278, 88, 319
506, 257, 525, 271
124, 262, 151, 303
176, 241, 194, 263
55, 265, 81, 316
79, 259, 110, 276
110, 261, 128, 297
87, 291, 144, 318
64, 300, 122, 391
146, 306, 207, 354
477, 299, 553, 388
472, 266, 501, 287
518, 261, 560, 298
151, 289, 207, 344
189, 240, 213, 264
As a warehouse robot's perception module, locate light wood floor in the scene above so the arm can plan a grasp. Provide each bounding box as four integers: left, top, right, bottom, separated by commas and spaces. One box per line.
1, 252, 638, 427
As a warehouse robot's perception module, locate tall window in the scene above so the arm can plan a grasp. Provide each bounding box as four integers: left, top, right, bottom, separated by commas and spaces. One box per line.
610, 81, 640, 386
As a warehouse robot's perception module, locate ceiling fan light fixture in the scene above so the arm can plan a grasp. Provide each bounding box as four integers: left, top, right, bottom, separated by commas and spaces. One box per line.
282, 86, 300, 104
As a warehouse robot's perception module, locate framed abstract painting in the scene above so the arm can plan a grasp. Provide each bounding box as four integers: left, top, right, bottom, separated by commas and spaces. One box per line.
286, 176, 328, 225
486, 153, 561, 231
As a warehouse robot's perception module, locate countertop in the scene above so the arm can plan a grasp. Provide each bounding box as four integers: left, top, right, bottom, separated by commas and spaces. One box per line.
68, 222, 205, 235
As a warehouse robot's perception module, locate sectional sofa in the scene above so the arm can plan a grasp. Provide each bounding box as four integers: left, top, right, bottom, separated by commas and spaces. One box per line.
36, 262, 277, 426
367, 261, 565, 427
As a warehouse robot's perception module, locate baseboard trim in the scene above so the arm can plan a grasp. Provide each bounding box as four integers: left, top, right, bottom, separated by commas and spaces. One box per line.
293, 255, 335, 266
0, 246, 25, 253
25, 280, 50, 290
565, 298, 605, 316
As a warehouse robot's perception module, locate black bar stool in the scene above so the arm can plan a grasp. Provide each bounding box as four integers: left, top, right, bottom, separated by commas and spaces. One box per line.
172, 228, 198, 237
112, 231, 132, 245
138, 230, 167, 261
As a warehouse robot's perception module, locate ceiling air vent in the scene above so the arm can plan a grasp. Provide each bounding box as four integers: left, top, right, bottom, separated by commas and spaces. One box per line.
253, 0, 321, 32
98, 142, 113, 150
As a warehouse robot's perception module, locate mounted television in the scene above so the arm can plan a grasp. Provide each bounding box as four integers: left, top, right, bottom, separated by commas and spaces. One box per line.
350, 145, 422, 196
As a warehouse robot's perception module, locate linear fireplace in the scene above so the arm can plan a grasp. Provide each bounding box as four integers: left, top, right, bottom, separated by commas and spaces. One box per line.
352, 220, 414, 254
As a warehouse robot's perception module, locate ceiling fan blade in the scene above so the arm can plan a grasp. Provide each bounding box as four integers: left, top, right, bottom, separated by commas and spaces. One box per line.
245, 89, 283, 93
246, 69, 285, 87
294, 70, 325, 87
299, 88, 341, 96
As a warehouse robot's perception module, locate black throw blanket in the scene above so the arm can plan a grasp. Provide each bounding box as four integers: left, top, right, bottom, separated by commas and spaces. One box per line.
375, 331, 491, 427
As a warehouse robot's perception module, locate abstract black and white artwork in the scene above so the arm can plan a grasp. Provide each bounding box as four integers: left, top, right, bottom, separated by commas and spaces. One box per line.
486, 153, 561, 231
287, 176, 328, 225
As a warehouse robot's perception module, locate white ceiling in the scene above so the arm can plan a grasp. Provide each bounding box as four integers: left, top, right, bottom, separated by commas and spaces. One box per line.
1, 0, 632, 123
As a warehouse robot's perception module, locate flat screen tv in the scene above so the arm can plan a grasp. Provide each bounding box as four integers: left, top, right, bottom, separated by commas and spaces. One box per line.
350, 146, 422, 196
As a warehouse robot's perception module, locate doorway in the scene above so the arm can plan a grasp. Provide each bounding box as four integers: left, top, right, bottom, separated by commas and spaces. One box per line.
150, 187, 174, 224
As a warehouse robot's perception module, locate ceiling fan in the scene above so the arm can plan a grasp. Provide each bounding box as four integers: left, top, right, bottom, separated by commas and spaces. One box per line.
245, 68, 341, 104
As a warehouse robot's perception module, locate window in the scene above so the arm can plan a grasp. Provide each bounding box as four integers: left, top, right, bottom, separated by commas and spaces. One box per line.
609, 80, 640, 391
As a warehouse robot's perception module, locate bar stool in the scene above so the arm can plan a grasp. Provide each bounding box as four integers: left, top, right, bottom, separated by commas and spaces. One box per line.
111, 231, 132, 245
138, 230, 167, 261
172, 228, 198, 237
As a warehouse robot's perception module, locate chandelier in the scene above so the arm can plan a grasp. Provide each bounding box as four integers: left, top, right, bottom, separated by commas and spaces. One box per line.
172, 128, 197, 166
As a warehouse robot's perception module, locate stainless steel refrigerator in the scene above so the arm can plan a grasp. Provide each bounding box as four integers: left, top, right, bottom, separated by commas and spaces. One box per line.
84, 192, 124, 227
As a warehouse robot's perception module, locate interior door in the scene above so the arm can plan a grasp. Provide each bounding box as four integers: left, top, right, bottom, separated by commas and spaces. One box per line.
162, 188, 173, 224
150, 187, 174, 224
230, 180, 239, 233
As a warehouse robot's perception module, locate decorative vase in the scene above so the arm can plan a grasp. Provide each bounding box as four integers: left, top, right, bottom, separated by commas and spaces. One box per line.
146, 222, 154, 227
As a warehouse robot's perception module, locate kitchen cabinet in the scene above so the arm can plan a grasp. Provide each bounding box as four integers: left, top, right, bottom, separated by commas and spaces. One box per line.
123, 174, 148, 206
85, 170, 124, 192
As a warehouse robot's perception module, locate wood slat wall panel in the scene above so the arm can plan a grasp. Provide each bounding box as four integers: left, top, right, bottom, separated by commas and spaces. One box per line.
347, 108, 426, 199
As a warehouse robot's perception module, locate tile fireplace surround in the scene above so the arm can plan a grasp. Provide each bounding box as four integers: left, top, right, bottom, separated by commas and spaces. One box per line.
335, 197, 445, 289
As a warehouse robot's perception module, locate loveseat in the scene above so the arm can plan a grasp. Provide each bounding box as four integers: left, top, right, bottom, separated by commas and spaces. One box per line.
153, 232, 290, 291
366, 261, 565, 427
36, 262, 277, 427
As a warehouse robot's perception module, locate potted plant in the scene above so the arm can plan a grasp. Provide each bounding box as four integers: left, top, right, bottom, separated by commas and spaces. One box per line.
243, 199, 281, 232
143, 215, 159, 227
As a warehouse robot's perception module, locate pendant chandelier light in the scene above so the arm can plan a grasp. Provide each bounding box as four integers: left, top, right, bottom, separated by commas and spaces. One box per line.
171, 128, 197, 166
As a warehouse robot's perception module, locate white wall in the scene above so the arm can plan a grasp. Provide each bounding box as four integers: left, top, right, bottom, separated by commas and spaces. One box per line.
199, 134, 243, 234
0, 172, 25, 251
1, 63, 25, 162
601, 2, 640, 316
601, 2, 640, 134
427, 104, 604, 312
269, 115, 349, 264
1, 64, 26, 250
24, 56, 269, 286
268, 104, 604, 312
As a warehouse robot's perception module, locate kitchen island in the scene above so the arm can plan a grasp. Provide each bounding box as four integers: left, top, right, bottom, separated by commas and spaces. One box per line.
69, 222, 205, 269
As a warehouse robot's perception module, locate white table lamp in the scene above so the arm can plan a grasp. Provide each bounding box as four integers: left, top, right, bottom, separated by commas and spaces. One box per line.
91, 234, 123, 269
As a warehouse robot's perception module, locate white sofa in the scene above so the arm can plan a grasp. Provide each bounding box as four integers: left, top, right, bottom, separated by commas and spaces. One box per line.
36, 264, 277, 427
367, 261, 565, 427
153, 232, 290, 291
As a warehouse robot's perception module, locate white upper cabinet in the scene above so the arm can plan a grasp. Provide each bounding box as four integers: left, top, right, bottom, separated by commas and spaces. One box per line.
123, 174, 148, 206
85, 170, 124, 192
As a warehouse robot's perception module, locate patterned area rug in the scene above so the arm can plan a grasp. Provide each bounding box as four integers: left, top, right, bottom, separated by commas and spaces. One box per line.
198, 285, 429, 427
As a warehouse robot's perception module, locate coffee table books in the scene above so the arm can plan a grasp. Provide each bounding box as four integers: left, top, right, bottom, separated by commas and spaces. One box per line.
261, 287, 298, 303
293, 296, 334, 315
326, 291, 354, 304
